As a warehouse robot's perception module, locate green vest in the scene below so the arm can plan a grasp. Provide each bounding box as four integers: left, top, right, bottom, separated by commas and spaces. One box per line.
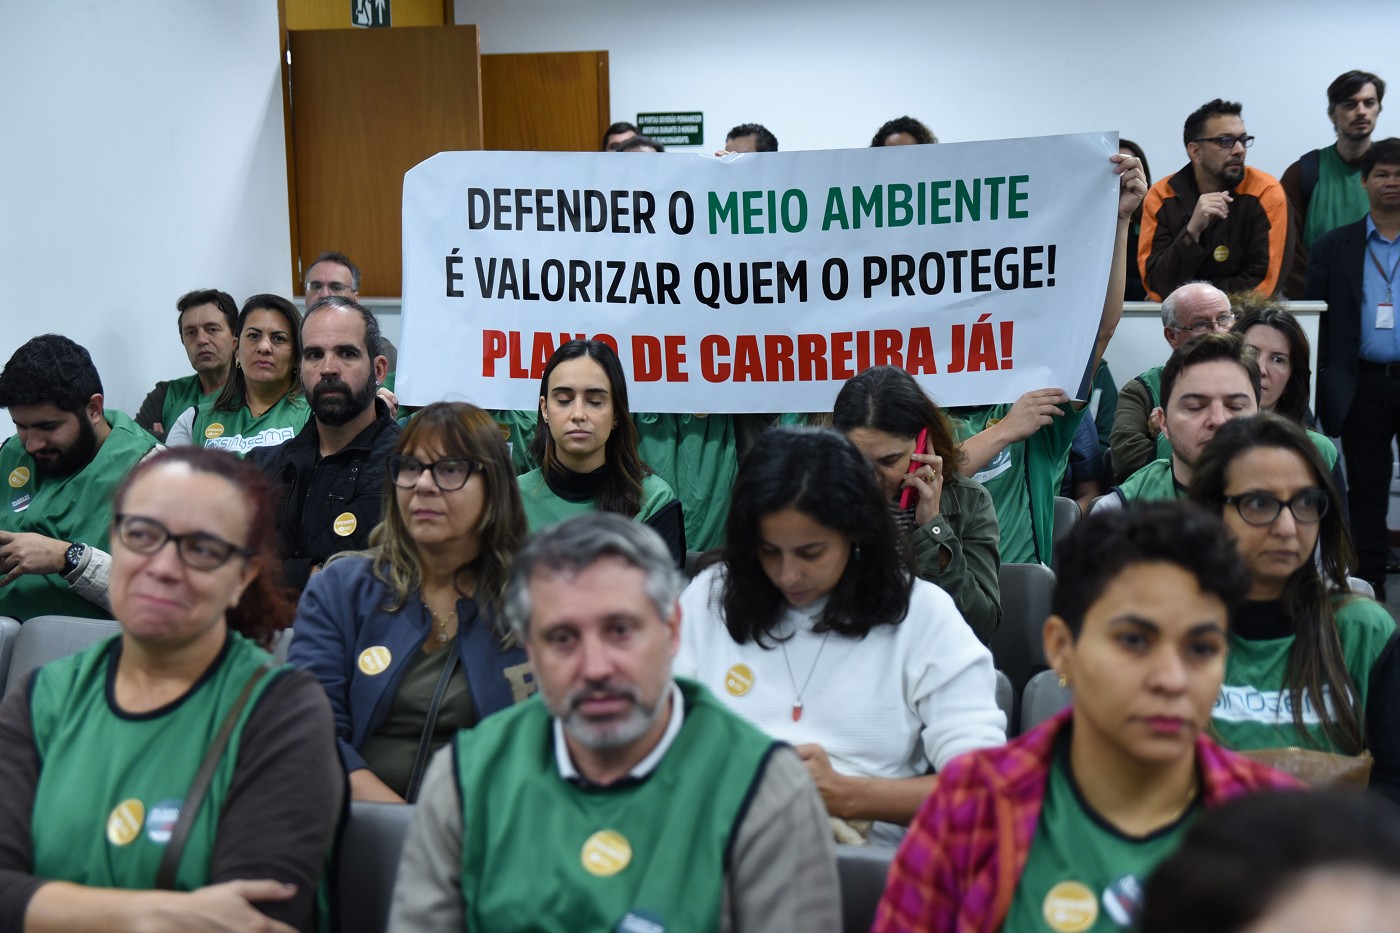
1155, 427, 1338, 470
518, 469, 677, 532
1213, 596, 1397, 753
455, 679, 776, 932
1304, 145, 1370, 245
0, 410, 157, 620
29, 633, 281, 891
635, 413, 738, 552
1115, 459, 1183, 504
191, 394, 309, 457
490, 409, 541, 475
161, 374, 219, 432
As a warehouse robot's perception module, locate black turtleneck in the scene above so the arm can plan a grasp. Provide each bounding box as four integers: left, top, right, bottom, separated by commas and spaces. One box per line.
1233, 599, 1295, 641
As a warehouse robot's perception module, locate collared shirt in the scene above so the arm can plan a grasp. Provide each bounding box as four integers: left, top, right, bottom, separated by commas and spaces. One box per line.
553, 681, 685, 788
1360, 214, 1400, 362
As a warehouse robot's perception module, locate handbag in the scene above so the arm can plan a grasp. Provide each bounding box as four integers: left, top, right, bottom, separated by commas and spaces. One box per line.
1235, 746, 1373, 789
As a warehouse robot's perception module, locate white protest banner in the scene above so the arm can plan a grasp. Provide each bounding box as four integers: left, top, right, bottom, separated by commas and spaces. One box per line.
398, 132, 1120, 412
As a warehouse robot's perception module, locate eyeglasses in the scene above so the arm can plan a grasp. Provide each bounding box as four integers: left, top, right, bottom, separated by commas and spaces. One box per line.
305, 280, 353, 295
113, 514, 252, 570
389, 455, 481, 491
1222, 490, 1329, 526
1171, 313, 1237, 335
1193, 134, 1255, 150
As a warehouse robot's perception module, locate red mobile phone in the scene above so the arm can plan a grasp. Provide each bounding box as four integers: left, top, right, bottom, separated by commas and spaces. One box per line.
899, 428, 929, 510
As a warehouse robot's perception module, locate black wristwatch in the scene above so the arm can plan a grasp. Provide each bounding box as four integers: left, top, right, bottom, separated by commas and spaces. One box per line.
63, 542, 87, 577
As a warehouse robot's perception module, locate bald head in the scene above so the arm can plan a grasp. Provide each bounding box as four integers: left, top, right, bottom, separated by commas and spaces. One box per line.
1162, 282, 1233, 349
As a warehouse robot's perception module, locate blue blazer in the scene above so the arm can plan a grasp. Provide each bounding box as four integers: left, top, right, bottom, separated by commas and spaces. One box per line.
289, 555, 534, 773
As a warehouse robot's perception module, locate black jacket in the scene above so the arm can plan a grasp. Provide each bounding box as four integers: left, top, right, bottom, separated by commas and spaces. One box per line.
1306, 217, 1368, 436
248, 398, 402, 590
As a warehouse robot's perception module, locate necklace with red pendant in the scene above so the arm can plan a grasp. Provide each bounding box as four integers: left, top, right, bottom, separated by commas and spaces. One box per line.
780, 630, 833, 721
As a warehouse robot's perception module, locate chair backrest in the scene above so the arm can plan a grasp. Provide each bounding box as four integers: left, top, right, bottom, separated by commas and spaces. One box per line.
5, 615, 122, 695
994, 669, 1016, 735
1020, 669, 1073, 734
989, 563, 1055, 693
336, 801, 416, 933
837, 843, 894, 933
1051, 495, 1080, 560
0, 617, 21, 695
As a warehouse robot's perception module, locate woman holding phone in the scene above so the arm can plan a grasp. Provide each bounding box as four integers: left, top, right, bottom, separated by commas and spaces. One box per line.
833, 366, 1001, 642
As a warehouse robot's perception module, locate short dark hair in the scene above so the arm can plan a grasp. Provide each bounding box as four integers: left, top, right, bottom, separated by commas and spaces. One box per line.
1118, 138, 1153, 186
1051, 502, 1248, 638
1327, 69, 1386, 112
871, 116, 937, 147
601, 121, 638, 151
726, 123, 778, 152
304, 296, 384, 361
832, 365, 964, 478
1362, 137, 1400, 178
176, 289, 238, 335
1141, 790, 1400, 933
1233, 306, 1312, 422
720, 426, 915, 645
0, 334, 103, 414
1160, 331, 1261, 412
618, 135, 664, 153
305, 251, 360, 290
1183, 99, 1244, 147
213, 294, 304, 412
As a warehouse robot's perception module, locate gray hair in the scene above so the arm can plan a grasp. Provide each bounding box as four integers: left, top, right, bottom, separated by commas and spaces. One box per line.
1161, 280, 1226, 328
504, 513, 683, 640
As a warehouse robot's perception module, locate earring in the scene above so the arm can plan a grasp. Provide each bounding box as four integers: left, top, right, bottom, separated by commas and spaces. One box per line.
853, 544, 862, 561
1057, 674, 1069, 688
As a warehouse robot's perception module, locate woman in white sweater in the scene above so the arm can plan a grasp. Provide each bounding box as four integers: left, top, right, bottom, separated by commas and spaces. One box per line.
675, 426, 1005, 843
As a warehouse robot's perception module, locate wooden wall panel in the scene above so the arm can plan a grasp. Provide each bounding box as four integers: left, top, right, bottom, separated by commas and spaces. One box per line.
482, 51, 609, 152
289, 26, 482, 297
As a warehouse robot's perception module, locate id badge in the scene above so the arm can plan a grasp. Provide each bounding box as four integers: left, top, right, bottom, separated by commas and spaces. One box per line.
1379, 303, 1395, 329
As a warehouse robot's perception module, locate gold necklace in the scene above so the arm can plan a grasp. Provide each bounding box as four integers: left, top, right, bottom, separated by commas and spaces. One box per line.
429, 604, 455, 643
1166, 780, 1199, 823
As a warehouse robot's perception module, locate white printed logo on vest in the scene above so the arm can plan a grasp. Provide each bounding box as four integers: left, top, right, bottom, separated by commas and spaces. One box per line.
10, 493, 30, 513
146, 798, 183, 845
1043, 880, 1098, 932
1101, 874, 1144, 928
107, 799, 146, 847
580, 829, 632, 876
971, 447, 1013, 484
724, 663, 754, 696
358, 646, 392, 675
1214, 684, 1339, 726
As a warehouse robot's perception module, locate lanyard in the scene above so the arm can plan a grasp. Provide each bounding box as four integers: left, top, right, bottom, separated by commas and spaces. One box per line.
1368, 241, 1400, 301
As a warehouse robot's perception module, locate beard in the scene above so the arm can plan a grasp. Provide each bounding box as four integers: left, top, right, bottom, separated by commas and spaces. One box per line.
310, 375, 376, 426
551, 680, 665, 752
33, 415, 98, 478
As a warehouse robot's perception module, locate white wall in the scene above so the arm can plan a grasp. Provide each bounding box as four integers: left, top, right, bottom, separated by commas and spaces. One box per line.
0, 1, 290, 439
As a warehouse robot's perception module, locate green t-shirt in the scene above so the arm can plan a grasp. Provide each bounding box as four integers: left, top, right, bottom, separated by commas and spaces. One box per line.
1305, 144, 1370, 245
160, 374, 218, 434
1006, 736, 1197, 932
954, 402, 1085, 564
490, 409, 541, 475
191, 395, 310, 457
634, 413, 738, 552
517, 469, 677, 532
1116, 459, 1183, 504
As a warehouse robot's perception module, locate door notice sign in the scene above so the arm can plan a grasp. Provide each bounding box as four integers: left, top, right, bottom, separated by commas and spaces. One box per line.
636, 112, 703, 147
353, 0, 391, 28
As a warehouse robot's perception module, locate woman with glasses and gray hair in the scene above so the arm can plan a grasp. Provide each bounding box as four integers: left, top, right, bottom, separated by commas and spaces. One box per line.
290, 402, 536, 804
0, 447, 341, 931
1189, 412, 1400, 799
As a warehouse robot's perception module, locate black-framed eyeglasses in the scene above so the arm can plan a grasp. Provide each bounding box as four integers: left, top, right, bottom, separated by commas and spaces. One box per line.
305, 280, 353, 295
389, 455, 481, 491
1170, 312, 1237, 335
1193, 134, 1255, 150
113, 514, 252, 570
1222, 490, 1329, 526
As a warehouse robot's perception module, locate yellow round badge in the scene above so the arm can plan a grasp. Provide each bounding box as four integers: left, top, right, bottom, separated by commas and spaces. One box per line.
724, 663, 755, 696
333, 512, 358, 537
1213, 244, 1230, 263
8, 466, 30, 488
1043, 880, 1098, 932
107, 798, 146, 847
358, 646, 392, 675
204, 423, 225, 440
580, 829, 632, 876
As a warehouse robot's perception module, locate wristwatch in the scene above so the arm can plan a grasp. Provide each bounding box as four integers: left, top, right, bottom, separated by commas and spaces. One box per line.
62, 542, 87, 578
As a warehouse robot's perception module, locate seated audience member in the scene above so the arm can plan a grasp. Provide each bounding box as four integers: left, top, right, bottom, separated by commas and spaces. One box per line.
134, 288, 237, 442
723, 122, 778, 153
954, 152, 1146, 562
517, 340, 685, 564
166, 294, 310, 456
1100, 332, 1260, 509
1190, 414, 1400, 799
832, 365, 1001, 642
633, 412, 740, 552
291, 402, 535, 803
870, 115, 938, 146
1120, 139, 1153, 300
389, 512, 840, 932
248, 297, 400, 590
675, 427, 1005, 844
1061, 414, 1110, 514
873, 503, 1299, 931
1139, 98, 1292, 301
618, 135, 664, 153
601, 120, 638, 151
0, 334, 158, 620
0, 447, 341, 931
1111, 281, 1235, 482
301, 250, 400, 413
1141, 790, 1400, 933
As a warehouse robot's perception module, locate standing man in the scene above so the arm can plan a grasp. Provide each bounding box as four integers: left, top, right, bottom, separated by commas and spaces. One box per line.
1140, 99, 1293, 300
389, 513, 840, 932
1283, 71, 1385, 297
602, 121, 638, 151
723, 123, 778, 153
247, 297, 398, 590
1307, 137, 1400, 598
0, 335, 159, 619
134, 289, 237, 441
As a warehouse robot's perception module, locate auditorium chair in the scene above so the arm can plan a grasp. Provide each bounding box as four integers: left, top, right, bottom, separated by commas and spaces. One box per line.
837, 843, 894, 932
336, 801, 415, 933
1051, 495, 1080, 562
1019, 669, 1073, 734
0, 617, 20, 694
989, 563, 1055, 693
3, 615, 121, 696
